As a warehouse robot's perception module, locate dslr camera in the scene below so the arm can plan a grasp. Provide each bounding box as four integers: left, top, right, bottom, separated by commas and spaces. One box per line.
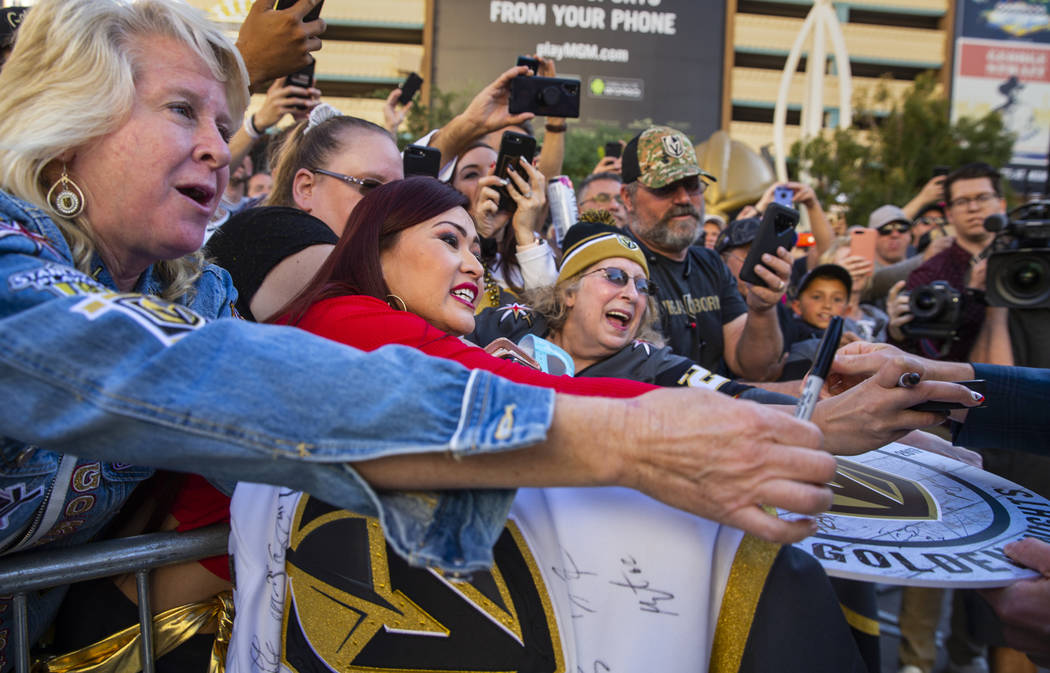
903, 280, 962, 339
983, 201, 1050, 309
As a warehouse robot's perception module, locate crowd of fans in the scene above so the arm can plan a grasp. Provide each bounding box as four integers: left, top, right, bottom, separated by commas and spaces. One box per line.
0, 1, 1046, 672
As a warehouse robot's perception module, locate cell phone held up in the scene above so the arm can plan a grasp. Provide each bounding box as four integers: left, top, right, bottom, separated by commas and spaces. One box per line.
848, 226, 877, 263
603, 142, 622, 159
773, 186, 795, 209
509, 76, 581, 118
272, 0, 324, 108
516, 55, 540, 73
273, 0, 324, 21
397, 72, 423, 105
494, 131, 537, 213
739, 203, 799, 287
403, 144, 441, 179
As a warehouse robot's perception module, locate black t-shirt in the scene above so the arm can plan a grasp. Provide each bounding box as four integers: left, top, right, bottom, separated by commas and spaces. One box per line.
630, 238, 749, 375
205, 206, 338, 321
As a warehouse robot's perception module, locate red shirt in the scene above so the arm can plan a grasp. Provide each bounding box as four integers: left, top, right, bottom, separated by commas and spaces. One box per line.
290, 295, 656, 399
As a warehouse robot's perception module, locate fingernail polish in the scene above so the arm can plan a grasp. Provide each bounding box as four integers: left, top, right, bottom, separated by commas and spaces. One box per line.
972, 391, 984, 403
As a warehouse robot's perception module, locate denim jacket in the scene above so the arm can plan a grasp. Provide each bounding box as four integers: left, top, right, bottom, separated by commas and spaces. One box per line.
0, 190, 554, 666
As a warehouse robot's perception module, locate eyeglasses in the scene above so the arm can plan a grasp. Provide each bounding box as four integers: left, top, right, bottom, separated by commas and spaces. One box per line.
582, 193, 623, 207
581, 267, 653, 295
876, 222, 910, 236
914, 216, 946, 228
313, 168, 383, 195
948, 192, 998, 210
643, 175, 707, 199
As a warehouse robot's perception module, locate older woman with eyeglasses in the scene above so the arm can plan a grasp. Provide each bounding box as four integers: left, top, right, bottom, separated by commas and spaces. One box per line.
471, 214, 787, 398
206, 104, 403, 321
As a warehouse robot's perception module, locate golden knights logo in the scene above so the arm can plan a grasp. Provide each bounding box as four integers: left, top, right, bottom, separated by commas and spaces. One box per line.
281, 496, 563, 673
829, 458, 938, 520
661, 134, 685, 158
71, 292, 206, 346
8, 263, 105, 297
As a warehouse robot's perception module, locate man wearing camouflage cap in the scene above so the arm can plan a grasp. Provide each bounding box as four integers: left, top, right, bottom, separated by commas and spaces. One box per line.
620, 126, 792, 380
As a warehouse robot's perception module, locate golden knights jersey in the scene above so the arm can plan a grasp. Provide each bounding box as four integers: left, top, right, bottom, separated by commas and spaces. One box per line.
225, 484, 753, 673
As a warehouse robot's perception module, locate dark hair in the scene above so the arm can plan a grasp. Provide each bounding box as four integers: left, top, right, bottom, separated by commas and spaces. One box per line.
448, 141, 496, 184
577, 171, 622, 199
914, 202, 946, 221
266, 114, 391, 209
276, 176, 470, 323
943, 162, 1002, 203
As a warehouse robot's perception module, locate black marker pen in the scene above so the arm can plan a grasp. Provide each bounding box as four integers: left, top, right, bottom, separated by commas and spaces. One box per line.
795, 316, 844, 421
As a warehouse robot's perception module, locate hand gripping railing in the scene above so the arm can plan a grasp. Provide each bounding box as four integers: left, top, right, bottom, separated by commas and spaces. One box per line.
0, 524, 230, 673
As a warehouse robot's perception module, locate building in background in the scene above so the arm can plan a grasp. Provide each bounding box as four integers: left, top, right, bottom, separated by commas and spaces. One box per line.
727, 0, 953, 153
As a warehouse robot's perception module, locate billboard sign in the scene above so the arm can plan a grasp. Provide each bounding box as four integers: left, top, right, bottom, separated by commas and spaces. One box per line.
431, 1, 725, 137
952, 1, 1050, 187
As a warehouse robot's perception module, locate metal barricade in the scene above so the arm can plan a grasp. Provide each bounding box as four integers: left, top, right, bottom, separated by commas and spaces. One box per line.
0, 524, 230, 673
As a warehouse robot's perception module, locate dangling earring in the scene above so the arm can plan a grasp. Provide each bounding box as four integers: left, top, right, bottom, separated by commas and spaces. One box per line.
46, 165, 85, 218
386, 294, 407, 311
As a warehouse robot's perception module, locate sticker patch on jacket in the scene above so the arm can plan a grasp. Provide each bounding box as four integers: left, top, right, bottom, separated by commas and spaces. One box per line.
496, 303, 534, 325
71, 293, 206, 346
0, 219, 61, 257
280, 495, 564, 673
0, 482, 45, 529
8, 263, 105, 297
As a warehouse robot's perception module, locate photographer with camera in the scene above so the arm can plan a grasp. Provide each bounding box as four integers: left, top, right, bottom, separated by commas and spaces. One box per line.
894, 163, 1002, 361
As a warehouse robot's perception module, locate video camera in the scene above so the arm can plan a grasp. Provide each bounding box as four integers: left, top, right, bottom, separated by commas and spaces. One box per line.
982, 201, 1050, 309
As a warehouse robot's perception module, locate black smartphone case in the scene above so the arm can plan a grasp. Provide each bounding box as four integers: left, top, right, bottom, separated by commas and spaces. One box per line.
508, 76, 581, 118
494, 132, 536, 213
403, 145, 440, 178
738, 203, 799, 287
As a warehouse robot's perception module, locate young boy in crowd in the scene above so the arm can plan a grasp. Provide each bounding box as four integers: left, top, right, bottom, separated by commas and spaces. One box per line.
780, 264, 854, 378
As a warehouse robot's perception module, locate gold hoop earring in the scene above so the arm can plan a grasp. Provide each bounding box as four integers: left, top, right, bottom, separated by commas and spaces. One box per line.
46, 166, 85, 218
386, 294, 407, 312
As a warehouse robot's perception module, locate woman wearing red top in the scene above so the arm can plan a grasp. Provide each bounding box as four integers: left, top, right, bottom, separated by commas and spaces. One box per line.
275, 178, 653, 398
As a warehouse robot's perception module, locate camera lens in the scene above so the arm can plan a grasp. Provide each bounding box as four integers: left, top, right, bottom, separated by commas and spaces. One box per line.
540, 86, 561, 106
910, 288, 942, 319
997, 253, 1050, 307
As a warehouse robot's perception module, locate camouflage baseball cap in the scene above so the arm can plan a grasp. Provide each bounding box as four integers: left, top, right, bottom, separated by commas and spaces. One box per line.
622, 126, 716, 189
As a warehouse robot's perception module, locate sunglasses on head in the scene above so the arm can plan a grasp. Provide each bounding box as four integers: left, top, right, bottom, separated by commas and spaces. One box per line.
645, 175, 706, 198
877, 222, 910, 236
582, 267, 653, 295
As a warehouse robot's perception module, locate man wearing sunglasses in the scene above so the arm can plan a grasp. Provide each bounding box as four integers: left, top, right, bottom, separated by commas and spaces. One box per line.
619, 126, 791, 380
867, 205, 912, 267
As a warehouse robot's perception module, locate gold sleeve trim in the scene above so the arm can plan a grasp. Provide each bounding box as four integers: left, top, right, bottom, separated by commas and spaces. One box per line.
840, 602, 880, 637
708, 534, 781, 673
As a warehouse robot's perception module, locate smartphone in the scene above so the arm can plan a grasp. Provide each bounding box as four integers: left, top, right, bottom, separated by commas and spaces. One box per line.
849, 227, 877, 263
273, 0, 324, 106
403, 144, 441, 178
273, 0, 324, 22
397, 72, 423, 105
604, 142, 622, 159
494, 131, 537, 212
284, 60, 315, 110
933, 165, 950, 177
509, 76, 581, 118
773, 186, 795, 208
909, 380, 986, 412
739, 203, 799, 287
516, 55, 540, 73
